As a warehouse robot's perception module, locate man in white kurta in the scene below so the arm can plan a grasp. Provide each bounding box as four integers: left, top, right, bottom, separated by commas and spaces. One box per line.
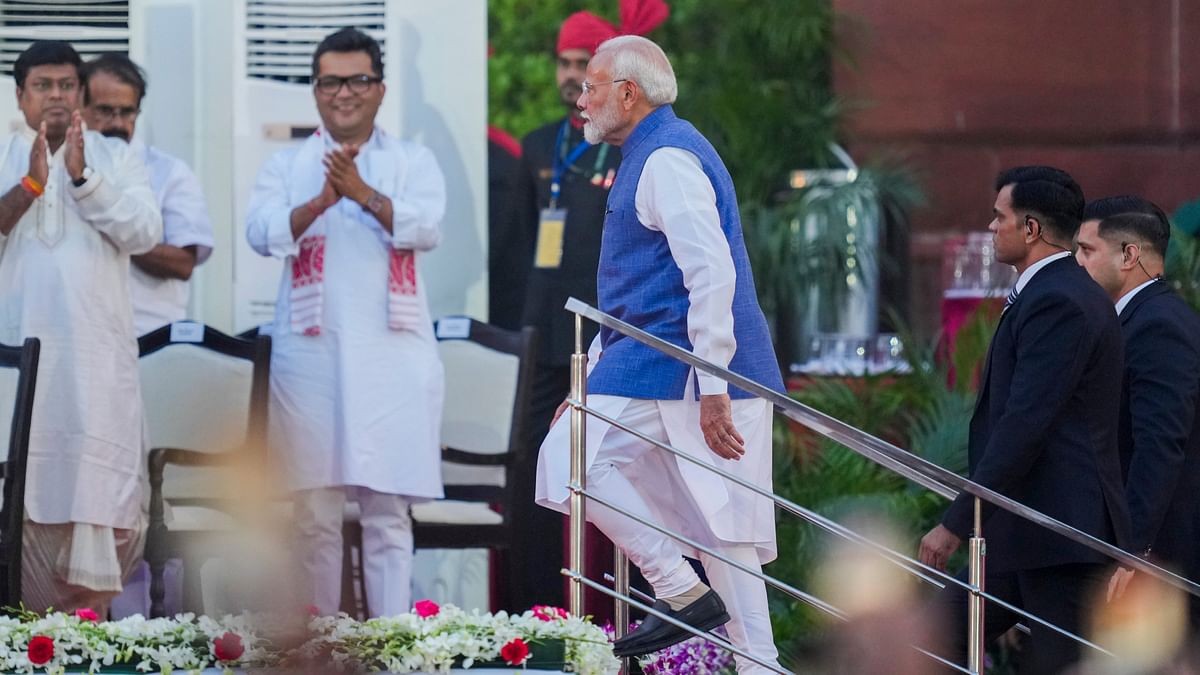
535, 37, 783, 673
80, 53, 216, 336
0, 41, 161, 613
246, 27, 445, 618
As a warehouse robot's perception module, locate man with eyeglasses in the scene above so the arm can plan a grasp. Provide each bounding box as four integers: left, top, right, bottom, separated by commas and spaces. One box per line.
535, 35, 784, 671
511, 0, 667, 615
0, 40, 161, 614
81, 53, 215, 336
1076, 198, 1200, 630
247, 27, 446, 618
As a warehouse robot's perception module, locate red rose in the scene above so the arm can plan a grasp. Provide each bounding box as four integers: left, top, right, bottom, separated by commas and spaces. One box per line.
27, 636, 53, 665
414, 599, 440, 618
213, 631, 245, 662
74, 608, 99, 622
500, 638, 530, 666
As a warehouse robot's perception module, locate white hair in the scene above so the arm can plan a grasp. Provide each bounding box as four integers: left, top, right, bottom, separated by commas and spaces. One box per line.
596, 35, 677, 106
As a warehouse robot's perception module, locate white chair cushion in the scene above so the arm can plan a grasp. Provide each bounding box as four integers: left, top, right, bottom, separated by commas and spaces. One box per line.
343, 500, 503, 526
438, 340, 518, 455
412, 500, 503, 525
165, 505, 239, 532
140, 345, 254, 454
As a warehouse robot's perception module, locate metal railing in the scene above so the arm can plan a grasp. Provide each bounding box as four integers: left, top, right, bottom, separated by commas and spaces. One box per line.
559, 297, 1200, 675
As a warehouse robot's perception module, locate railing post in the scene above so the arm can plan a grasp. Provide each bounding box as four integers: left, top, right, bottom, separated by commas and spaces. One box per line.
967, 496, 986, 673
614, 549, 630, 673
569, 313, 588, 617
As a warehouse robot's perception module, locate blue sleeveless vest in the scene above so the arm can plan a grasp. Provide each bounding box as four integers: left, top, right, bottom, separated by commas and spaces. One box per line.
587, 105, 784, 400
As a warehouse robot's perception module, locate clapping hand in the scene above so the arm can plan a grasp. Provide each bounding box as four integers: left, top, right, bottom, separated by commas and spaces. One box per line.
323, 144, 370, 205
27, 121, 48, 186
64, 111, 85, 183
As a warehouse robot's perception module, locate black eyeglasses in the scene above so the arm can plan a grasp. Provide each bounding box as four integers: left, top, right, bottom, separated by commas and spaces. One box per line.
314, 74, 382, 96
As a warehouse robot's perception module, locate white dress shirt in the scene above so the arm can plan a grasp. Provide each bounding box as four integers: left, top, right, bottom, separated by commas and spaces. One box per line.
128, 141, 215, 335
1116, 277, 1161, 316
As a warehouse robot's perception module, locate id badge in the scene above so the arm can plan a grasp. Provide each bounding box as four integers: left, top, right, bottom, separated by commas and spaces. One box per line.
534, 208, 567, 269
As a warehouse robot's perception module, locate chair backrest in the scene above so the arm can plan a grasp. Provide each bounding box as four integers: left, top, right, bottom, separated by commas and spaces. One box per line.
0, 338, 40, 607
435, 318, 535, 500
138, 324, 270, 499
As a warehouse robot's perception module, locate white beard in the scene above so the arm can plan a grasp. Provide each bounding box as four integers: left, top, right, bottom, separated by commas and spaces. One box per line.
582, 99, 620, 145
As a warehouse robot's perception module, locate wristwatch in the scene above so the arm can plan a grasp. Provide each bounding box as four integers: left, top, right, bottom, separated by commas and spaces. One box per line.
72, 166, 93, 188
365, 190, 385, 215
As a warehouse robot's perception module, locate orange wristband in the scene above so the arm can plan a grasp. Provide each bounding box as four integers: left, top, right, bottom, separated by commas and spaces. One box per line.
20, 175, 42, 197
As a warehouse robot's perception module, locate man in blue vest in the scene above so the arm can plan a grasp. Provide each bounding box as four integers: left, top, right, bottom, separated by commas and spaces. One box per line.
534, 35, 784, 672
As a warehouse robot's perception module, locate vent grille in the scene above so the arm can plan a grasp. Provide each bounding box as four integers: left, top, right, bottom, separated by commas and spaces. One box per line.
247, 0, 385, 84
0, 1, 129, 76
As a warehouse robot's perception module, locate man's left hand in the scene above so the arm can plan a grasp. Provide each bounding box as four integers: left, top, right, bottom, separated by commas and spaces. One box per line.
918, 524, 962, 571
64, 111, 86, 182
700, 393, 744, 460
323, 144, 370, 205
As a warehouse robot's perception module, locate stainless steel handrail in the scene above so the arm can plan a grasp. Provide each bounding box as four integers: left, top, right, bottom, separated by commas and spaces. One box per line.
564, 296, 1200, 597
573, 400, 1112, 656
560, 297, 1185, 674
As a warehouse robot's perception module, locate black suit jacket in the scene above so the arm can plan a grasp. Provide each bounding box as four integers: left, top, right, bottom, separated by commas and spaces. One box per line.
518, 119, 620, 366
943, 256, 1131, 573
1117, 280, 1200, 578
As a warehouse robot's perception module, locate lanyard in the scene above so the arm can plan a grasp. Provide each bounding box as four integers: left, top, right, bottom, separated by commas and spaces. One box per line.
550, 119, 608, 208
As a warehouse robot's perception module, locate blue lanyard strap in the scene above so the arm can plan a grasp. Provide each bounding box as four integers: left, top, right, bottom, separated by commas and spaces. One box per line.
550, 120, 593, 206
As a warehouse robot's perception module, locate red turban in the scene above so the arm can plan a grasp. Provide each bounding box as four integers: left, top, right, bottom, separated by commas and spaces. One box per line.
556, 0, 670, 55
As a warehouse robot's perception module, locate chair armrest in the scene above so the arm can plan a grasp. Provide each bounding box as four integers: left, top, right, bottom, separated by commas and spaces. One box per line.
441, 446, 512, 466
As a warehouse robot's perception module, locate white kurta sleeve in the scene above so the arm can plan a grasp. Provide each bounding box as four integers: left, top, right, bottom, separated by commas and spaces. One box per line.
70, 141, 162, 255
159, 158, 215, 264
246, 151, 300, 259
635, 147, 737, 396
388, 144, 444, 251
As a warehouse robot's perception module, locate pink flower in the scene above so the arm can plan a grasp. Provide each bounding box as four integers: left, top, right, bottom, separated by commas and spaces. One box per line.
74, 608, 99, 622
413, 599, 440, 618
532, 605, 569, 622
304, 604, 320, 617
500, 637, 530, 665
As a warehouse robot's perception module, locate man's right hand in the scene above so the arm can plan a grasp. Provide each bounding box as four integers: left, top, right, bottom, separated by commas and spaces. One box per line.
550, 398, 571, 427
311, 179, 337, 215
27, 121, 48, 186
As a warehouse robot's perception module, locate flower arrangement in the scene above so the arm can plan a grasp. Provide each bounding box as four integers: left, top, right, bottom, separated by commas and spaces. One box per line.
298, 601, 619, 674
0, 602, 618, 675
0, 609, 265, 674
638, 635, 735, 675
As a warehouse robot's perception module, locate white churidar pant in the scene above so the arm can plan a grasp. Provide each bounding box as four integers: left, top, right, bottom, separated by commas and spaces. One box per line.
294, 486, 413, 618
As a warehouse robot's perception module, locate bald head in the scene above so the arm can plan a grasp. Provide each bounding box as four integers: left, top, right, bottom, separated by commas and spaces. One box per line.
595, 35, 677, 106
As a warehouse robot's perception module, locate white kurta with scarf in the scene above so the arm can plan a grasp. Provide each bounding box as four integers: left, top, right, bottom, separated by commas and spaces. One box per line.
246, 127, 446, 498
0, 126, 161, 532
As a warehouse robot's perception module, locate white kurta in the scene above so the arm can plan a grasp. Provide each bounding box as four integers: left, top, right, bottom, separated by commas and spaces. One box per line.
0, 126, 162, 531
246, 127, 446, 498
535, 147, 777, 563
128, 141, 215, 335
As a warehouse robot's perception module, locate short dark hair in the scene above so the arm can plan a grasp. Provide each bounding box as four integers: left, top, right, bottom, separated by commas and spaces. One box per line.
312, 27, 383, 79
1097, 212, 1171, 259
1083, 195, 1169, 229
81, 52, 147, 105
14, 41, 82, 89
994, 165, 1086, 241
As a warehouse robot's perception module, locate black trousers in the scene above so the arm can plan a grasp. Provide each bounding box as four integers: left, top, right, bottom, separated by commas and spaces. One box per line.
928, 563, 1108, 675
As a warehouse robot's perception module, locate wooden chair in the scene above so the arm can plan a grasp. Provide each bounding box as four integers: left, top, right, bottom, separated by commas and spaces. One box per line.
341, 318, 536, 616
0, 338, 40, 608
138, 324, 270, 617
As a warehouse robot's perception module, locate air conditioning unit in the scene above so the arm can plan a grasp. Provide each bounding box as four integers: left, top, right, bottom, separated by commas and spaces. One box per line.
0, 0, 487, 334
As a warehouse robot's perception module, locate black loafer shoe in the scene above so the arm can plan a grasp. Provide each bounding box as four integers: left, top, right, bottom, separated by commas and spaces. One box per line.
612, 589, 730, 658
